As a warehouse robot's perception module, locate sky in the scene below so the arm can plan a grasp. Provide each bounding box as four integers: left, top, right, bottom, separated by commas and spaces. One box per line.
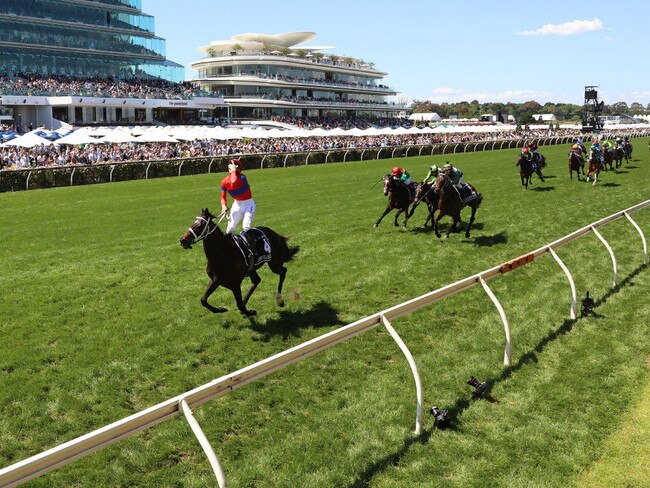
145, 0, 650, 107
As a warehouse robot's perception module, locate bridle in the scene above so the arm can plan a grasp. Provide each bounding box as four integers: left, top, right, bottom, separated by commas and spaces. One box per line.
185, 212, 227, 244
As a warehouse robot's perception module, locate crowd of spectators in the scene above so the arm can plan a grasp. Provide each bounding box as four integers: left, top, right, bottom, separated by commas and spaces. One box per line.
3, 124, 646, 171
0, 73, 210, 99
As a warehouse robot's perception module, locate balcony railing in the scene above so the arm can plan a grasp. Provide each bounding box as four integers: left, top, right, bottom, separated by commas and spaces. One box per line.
196, 72, 395, 94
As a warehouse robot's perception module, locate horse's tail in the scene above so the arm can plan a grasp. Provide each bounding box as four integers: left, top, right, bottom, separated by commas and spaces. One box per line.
287, 245, 300, 261
281, 235, 299, 262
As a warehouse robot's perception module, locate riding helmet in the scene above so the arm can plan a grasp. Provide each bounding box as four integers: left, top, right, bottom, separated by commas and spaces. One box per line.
392, 166, 401, 176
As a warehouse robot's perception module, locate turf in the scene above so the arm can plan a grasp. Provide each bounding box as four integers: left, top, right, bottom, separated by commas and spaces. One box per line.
0, 139, 649, 487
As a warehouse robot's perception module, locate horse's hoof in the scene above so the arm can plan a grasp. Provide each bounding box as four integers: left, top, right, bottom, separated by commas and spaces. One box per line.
394, 222, 399, 227
373, 223, 379, 228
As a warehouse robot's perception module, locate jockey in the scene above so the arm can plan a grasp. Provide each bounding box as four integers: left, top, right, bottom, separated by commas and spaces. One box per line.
615, 136, 624, 149
526, 141, 540, 162
442, 162, 464, 189
590, 139, 603, 166
571, 143, 584, 163
422, 164, 439, 184
220, 158, 256, 234
443, 162, 474, 201
601, 138, 612, 156
391, 166, 412, 186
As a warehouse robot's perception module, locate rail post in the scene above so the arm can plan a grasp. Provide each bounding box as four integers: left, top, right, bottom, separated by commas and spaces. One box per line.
479, 276, 512, 366
591, 226, 618, 287
179, 399, 227, 487
380, 315, 423, 434
548, 247, 578, 319
623, 211, 648, 264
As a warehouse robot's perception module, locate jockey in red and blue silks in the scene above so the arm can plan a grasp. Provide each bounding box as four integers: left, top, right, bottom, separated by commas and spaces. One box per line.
220, 158, 256, 234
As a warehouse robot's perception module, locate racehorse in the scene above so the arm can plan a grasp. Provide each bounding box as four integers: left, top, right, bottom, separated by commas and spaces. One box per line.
407, 181, 439, 228
515, 153, 534, 189
180, 208, 299, 316
568, 151, 583, 180
623, 141, 633, 162
374, 174, 412, 228
585, 153, 601, 186
431, 172, 483, 238
516, 153, 545, 188
613, 146, 625, 169
602, 148, 614, 172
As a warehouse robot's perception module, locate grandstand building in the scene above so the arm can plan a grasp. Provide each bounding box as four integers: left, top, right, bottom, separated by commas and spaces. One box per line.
190, 32, 404, 120
0, 0, 222, 128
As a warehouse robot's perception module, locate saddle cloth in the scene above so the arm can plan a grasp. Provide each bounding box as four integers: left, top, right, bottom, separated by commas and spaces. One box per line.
232, 228, 272, 270
457, 184, 477, 203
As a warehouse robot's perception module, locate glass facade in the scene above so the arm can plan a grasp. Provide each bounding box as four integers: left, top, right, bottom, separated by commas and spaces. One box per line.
0, 0, 183, 82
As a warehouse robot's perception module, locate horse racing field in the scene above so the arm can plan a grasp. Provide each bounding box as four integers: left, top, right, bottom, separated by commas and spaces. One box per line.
1, 139, 649, 487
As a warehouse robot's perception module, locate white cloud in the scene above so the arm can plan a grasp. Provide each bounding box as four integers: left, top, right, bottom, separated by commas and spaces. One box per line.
426, 88, 556, 104
516, 18, 603, 36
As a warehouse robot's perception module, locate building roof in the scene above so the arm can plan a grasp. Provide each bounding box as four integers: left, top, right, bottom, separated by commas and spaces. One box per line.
198, 31, 334, 53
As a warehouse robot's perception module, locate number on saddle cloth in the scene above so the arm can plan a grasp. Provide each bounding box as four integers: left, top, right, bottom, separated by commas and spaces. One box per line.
233, 228, 272, 270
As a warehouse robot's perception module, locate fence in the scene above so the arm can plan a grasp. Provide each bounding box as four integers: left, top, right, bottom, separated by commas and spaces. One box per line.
0, 199, 648, 487
1, 131, 648, 192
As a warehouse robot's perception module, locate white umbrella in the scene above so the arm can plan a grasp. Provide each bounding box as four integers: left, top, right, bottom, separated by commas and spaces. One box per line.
135, 132, 178, 143
97, 130, 138, 143
56, 129, 102, 145
3, 131, 53, 148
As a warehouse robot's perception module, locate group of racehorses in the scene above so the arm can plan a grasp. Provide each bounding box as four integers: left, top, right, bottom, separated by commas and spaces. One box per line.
568, 141, 633, 185
374, 171, 483, 239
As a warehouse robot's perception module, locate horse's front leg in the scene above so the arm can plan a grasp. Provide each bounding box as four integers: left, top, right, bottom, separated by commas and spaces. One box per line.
374, 207, 391, 227
201, 278, 227, 313
402, 206, 411, 227
445, 216, 458, 238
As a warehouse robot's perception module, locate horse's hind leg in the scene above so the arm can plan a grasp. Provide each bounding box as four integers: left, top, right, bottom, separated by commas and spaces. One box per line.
466, 207, 478, 238
393, 209, 403, 227
269, 262, 287, 307
232, 285, 256, 316
242, 270, 262, 306
201, 279, 227, 314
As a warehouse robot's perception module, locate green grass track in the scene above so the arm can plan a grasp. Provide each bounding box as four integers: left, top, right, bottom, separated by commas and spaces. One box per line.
1, 140, 649, 487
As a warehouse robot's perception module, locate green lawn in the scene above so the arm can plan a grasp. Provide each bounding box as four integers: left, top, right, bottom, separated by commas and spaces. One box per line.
1, 139, 649, 487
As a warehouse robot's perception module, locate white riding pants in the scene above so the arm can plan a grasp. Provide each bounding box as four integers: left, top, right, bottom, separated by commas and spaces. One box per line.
226, 198, 256, 234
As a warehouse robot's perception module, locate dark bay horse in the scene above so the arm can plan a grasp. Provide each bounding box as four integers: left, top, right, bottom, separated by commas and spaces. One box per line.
613, 146, 625, 169
374, 174, 412, 228
515, 153, 545, 189
180, 208, 299, 316
407, 181, 439, 229
515, 153, 534, 189
623, 141, 633, 161
586, 153, 601, 186
568, 151, 583, 180
431, 173, 483, 238
602, 148, 614, 172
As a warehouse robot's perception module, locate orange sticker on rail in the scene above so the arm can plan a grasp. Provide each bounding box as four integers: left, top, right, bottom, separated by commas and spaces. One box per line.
499, 253, 535, 273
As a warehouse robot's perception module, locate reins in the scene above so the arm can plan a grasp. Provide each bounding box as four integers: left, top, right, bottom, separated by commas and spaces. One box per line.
187, 211, 228, 243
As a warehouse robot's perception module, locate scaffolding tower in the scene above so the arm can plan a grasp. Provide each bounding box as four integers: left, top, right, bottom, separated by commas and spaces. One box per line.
582, 85, 604, 131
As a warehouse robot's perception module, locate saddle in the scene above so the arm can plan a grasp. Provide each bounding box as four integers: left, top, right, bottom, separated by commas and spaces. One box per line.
232, 228, 272, 272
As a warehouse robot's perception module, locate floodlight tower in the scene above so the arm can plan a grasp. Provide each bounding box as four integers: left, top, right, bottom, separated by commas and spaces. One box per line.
582, 85, 604, 132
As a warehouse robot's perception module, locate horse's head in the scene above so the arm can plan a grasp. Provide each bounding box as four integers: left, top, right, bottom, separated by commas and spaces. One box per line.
180, 208, 217, 249
433, 172, 450, 193
413, 181, 433, 204
382, 174, 394, 196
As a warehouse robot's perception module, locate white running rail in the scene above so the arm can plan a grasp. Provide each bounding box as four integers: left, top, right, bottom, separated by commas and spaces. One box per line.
1, 199, 648, 488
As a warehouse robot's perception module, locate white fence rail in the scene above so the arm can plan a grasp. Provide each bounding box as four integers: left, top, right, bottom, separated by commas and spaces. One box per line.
1, 200, 648, 487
